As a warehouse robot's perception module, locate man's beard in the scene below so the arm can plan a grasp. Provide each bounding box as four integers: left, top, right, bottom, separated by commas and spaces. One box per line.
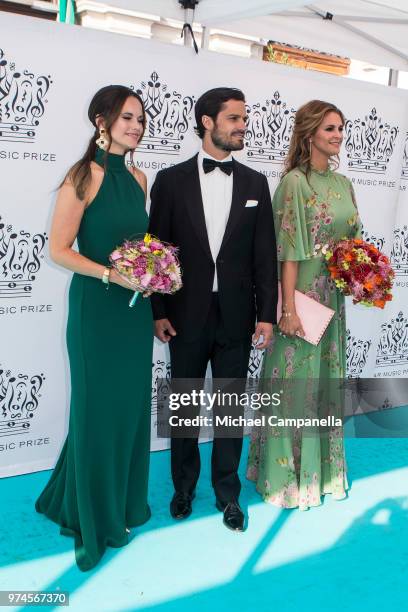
211, 127, 245, 152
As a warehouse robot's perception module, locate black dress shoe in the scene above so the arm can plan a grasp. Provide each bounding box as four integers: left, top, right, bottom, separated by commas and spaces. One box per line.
216, 499, 245, 532
170, 491, 195, 519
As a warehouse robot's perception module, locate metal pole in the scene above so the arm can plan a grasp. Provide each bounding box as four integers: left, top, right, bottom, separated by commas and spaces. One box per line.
307, 5, 408, 64
360, 0, 408, 18
183, 8, 195, 47
251, 43, 264, 60
388, 69, 399, 87
201, 25, 211, 50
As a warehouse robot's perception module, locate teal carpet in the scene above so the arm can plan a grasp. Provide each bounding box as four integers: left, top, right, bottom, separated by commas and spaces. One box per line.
0, 437, 407, 612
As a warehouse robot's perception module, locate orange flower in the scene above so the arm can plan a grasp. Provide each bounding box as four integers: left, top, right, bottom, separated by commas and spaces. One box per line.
374, 299, 385, 308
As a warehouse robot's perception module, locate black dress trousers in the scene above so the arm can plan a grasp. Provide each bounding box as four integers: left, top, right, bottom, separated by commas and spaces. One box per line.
169, 294, 251, 504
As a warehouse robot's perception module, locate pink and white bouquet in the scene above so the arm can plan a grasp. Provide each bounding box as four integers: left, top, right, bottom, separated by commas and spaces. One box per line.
109, 233, 182, 307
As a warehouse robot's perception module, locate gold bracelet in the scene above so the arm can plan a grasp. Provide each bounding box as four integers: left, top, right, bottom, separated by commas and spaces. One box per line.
101, 267, 110, 289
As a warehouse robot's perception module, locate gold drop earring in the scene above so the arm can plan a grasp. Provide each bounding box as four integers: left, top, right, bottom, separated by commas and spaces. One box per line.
309, 139, 313, 158
96, 128, 108, 151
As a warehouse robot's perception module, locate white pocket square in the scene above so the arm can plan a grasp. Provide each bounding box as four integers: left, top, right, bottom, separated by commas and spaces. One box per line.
245, 199, 258, 208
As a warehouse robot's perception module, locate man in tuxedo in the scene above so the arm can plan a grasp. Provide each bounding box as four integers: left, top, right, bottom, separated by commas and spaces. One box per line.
149, 87, 278, 531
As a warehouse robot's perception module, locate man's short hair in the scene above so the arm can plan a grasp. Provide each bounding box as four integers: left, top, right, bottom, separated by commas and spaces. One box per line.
194, 87, 245, 139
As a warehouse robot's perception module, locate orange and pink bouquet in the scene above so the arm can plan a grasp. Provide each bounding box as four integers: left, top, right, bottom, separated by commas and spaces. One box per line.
325, 238, 394, 309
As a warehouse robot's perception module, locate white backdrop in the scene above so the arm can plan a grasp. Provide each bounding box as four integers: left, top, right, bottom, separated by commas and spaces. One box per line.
1, 12, 407, 477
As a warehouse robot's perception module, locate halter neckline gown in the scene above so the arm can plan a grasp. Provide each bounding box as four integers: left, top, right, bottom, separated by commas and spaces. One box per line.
36, 149, 153, 571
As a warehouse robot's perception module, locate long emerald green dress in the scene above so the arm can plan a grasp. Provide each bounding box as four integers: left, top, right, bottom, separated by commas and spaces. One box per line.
247, 166, 361, 511
36, 150, 153, 571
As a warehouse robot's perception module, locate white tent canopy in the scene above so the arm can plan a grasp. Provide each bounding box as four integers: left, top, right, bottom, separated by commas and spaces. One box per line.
93, 0, 309, 23
93, 0, 408, 71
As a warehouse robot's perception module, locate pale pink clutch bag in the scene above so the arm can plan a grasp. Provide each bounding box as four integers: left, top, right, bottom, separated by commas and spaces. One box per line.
277, 281, 335, 346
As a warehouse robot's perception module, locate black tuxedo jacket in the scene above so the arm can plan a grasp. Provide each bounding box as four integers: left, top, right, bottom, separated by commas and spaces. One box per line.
148, 153, 278, 342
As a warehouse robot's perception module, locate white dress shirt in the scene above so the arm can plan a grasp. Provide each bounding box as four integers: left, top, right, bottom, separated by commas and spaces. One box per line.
197, 149, 233, 291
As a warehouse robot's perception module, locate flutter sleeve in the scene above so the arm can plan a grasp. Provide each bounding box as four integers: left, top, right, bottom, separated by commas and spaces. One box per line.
273, 170, 315, 261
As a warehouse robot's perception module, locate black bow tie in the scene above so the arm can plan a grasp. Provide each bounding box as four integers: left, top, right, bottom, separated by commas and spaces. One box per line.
203, 158, 233, 176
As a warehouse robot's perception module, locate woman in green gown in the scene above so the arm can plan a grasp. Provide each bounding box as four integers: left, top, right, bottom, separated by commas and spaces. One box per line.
35, 85, 153, 570
247, 100, 362, 511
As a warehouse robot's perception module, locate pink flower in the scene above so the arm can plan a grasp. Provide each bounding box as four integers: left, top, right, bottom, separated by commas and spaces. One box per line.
109, 237, 182, 300
163, 277, 172, 290
140, 273, 153, 288
150, 241, 162, 250
351, 281, 364, 297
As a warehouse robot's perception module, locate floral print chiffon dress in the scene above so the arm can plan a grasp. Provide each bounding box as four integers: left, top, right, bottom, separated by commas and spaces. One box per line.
247, 166, 361, 511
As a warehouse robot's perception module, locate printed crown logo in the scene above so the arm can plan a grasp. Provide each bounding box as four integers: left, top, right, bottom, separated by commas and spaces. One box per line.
346, 329, 371, 377
151, 359, 171, 412
133, 71, 194, 156
376, 311, 408, 367
344, 108, 398, 174
152, 359, 172, 432
245, 91, 295, 164
402, 132, 408, 180
248, 342, 263, 378
391, 225, 408, 276
0, 215, 47, 298
0, 365, 45, 438
361, 226, 385, 252
0, 48, 52, 144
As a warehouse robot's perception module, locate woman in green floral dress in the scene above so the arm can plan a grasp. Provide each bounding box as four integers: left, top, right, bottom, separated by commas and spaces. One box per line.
247, 100, 362, 511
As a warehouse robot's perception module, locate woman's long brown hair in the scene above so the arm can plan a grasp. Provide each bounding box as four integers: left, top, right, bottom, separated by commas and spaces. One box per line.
283, 99, 345, 178
61, 85, 146, 201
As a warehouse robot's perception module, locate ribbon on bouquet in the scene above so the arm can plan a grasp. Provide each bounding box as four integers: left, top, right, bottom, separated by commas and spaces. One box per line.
129, 291, 139, 308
